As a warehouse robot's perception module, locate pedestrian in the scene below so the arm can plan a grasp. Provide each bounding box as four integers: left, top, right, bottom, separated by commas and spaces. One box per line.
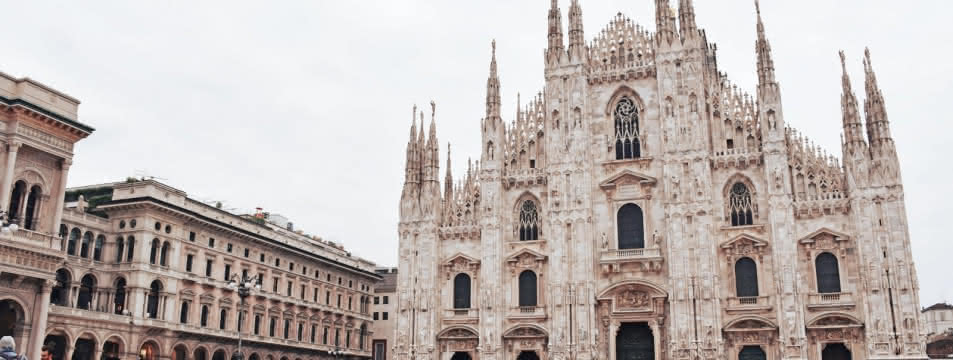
41, 344, 54, 360
0, 336, 27, 360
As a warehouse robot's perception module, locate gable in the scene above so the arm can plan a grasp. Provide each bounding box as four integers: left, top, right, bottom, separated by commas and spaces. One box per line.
599, 169, 658, 190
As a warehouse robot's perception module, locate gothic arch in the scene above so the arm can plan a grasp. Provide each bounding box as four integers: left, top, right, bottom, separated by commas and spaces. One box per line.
806, 312, 863, 329
15, 168, 50, 193
723, 316, 778, 331
436, 326, 479, 339
502, 324, 549, 338
722, 173, 758, 198
75, 331, 102, 349
170, 342, 191, 355
604, 86, 646, 116
45, 327, 74, 345
513, 192, 542, 241
597, 279, 668, 300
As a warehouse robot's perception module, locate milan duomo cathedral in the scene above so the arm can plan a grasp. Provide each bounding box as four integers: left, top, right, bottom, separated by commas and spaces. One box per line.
396, 1, 928, 359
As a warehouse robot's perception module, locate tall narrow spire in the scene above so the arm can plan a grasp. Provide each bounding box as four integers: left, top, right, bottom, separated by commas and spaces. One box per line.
567, 0, 585, 59
405, 105, 419, 184
444, 143, 453, 201
546, 0, 564, 62
754, 0, 776, 86
678, 0, 697, 37
863, 47, 891, 146
485, 40, 501, 123
839, 51, 866, 149
655, 0, 676, 42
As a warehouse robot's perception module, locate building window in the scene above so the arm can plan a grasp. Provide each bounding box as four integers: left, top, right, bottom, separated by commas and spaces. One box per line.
94, 235, 105, 261
206, 259, 213, 277
349, 280, 353, 288
273, 277, 279, 293
734, 257, 759, 297
289, 262, 294, 271
287, 281, 293, 296
244, 248, 250, 257
297, 322, 304, 341
283, 319, 290, 339
518, 200, 540, 241
67, 228, 80, 256
254, 315, 261, 335
374, 297, 379, 305
200, 305, 209, 327
302, 266, 307, 275
186, 254, 194, 272
149, 238, 160, 264
315, 270, 320, 278
337, 294, 342, 308
373, 341, 386, 360
815, 252, 842, 294
269, 317, 276, 337
147, 280, 162, 319
614, 96, 641, 159
323, 327, 329, 344
180, 301, 189, 324
383, 296, 389, 304
617, 203, 645, 249
219, 309, 227, 330
348, 296, 352, 310
260, 253, 265, 262
326, 291, 331, 305
313, 288, 318, 302
224, 264, 231, 281
80, 231, 93, 258
208, 238, 215, 248
130, 219, 137, 228
518, 270, 538, 307
113, 278, 126, 314
189, 232, 196, 242
729, 182, 754, 226
453, 273, 471, 309
275, 258, 280, 267
116, 237, 125, 263
226, 243, 233, 253
373, 312, 379, 320
311, 324, 317, 343
160, 241, 170, 266
155, 222, 161, 231
126, 236, 136, 262
381, 312, 388, 320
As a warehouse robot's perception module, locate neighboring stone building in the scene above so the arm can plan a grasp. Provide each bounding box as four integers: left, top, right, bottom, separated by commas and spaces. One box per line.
370, 267, 397, 360
0, 71, 94, 359
923, 303, 953, 359
0, 70, 382, 360
395, 1, 929, 360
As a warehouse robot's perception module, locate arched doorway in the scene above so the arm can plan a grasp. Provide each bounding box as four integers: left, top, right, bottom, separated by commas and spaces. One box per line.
77, 274, 96, 310
194, 347, 208, 360
516, 351, 539, 360
43, 334, 68, 360
212, 349, 227, 360
616, 322, 654, 360
139, 341, 159, 360
173, 345, 188, 360
102, 338, 123, 360
248, 353, 261, 360
72, 337, 96, 360
822, 343, 851, 360
0, 300, 24, 341
450, 352, 471, 360
739, 345, 766, 360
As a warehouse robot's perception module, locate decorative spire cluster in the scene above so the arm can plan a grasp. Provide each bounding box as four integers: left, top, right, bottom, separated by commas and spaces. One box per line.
655, 0, 677, 43
839, 51, 866, 151
678, 0, 697, 37
546, 0, 564, 63
401, 102, 441, 215
588, 13, 655, 75
786, 127, 847, 201
567, 0, 586, 60
754, 0, 777, 87
863, 48, 892, 148
485, 40, 502, 126
441, 158, 481, 227
502, 92, 546, 173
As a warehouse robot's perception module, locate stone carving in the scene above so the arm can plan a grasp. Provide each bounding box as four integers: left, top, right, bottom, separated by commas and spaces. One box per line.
616, 289, 650, 309
601, 232, 608, 249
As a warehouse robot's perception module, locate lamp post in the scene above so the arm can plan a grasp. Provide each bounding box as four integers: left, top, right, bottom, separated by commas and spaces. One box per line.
328, 346, 345, 359
228, 274, 260, 360
0, 210, 19, 234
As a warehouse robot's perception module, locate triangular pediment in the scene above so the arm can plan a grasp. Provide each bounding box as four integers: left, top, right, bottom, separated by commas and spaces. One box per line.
599, 169, 658, 189
505, 248, 547, 264
443, 253, 481, 267
799, 227, 850, 244
720, 233, 769, 250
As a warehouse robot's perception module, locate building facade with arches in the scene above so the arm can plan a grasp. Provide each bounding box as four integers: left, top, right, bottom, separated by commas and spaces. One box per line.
395, 1, 928, 360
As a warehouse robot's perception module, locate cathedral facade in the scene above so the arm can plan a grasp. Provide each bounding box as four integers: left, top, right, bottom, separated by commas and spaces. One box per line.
395, 1, 928, 360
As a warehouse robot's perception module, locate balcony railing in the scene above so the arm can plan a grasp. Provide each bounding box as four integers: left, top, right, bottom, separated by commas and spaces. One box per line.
725, 296, 772, 313
0, 228, 62, 251
601, 247, 661, 260
508, 306, 546, 319
444, 308, 479, 318
807, 292, 855, 309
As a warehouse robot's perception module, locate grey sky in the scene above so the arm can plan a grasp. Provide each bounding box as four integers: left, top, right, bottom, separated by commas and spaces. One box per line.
2, 0, 949, 306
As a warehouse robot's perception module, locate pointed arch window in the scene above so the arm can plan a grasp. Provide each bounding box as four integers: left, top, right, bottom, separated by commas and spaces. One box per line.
616, 204, 645, 249
729, 182, 754, 226
453, 273, 471, 309
614, 96, 641, 160
518, 270, 537, 307
815, 252, 841, 294
518, 200, 539, 241
734, 257, 759, 297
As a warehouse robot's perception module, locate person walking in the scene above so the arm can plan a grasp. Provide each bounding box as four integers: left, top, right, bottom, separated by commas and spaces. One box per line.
0, 336, 27, 360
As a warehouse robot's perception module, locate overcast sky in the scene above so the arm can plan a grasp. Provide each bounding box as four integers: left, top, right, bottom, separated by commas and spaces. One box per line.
2, 0, 950, 306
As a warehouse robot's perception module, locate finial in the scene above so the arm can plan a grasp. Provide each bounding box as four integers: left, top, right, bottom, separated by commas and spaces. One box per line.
431, 100, 436, 119
755, 0, 761, 15
492, 39, 496, 58
839, 50, 847, 72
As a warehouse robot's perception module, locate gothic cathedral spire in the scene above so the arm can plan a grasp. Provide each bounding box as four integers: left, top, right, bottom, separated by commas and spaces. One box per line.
567, 0, 585, 61
863, 48, 892, 148
755, 0, 776, 89
678, 0, 697, 38
655, 0, 676, 43
485, 40, 501, 124
546, 0, 564, 65
839, 51, 866, 151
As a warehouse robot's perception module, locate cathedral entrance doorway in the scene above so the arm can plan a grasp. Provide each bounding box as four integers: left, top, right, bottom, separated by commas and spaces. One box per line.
615, 322, 654, 360
515, 351, 539, 360
450, 352, 472, 360
738, 345, 766, 360
821, 343, 851, 360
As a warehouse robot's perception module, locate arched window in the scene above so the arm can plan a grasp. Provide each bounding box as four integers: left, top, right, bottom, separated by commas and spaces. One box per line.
113, 278, 126, 314
93, 235, 105, 261
613, 96, 641, 159
7, 181, 26, 221
734, 257, 759, 297
67, 228, 81, 256
815, 252, 842, 294
219, 309, 227, 330
147, 280, 162, 319
518, 270, 537, 307
729, 182, 754, 226
180, 302, 189, 324
160, 242, 170, 267
518, 200, 539, 241
51, 269, 70, 306
77, 274, 96, 310
149, 238, 160, 264
126, 236, 136, 262
254, 315, 261, 335
200, 305, 209, 327
359, 324, 367, 350
24, 185, 41, 230
115, 237, 125, 263
453, 273, 471, 309
616, 204, 645, 249
80, 231, 93, 258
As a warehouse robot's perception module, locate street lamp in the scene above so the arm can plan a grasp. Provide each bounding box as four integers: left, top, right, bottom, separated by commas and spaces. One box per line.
328, 346, 345, 359
0, 210, 19, 234
227, 274, 260, 360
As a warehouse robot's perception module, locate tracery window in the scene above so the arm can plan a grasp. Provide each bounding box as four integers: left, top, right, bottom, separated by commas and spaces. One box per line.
614, 96, 641, 160
518, 200, 539, 241
734, 257, 759, 297
815, 252, 842, 294
728, 182, 754, 226
616, 203, 645, 249
453, 273, 471, 309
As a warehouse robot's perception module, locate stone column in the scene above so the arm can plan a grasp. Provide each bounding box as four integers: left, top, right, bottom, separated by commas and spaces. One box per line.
71, 284, 80, 308
0, 142, 21, 212
51, 159, 71, 236
30, 280, 54, 360
608, 322, 617, 360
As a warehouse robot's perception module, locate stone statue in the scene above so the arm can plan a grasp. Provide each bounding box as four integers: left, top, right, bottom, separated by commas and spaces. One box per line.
601, 232, 608, 249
